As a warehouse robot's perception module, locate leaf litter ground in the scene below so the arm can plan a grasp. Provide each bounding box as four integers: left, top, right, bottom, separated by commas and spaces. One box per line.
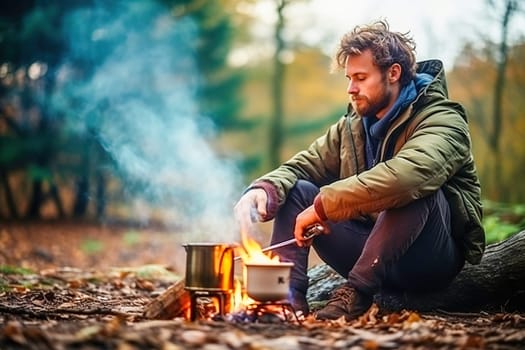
1, 221, 524, 349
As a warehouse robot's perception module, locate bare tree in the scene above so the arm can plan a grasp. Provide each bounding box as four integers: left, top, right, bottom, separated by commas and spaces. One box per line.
269, 0, 289, 168
488, 0, 520, 195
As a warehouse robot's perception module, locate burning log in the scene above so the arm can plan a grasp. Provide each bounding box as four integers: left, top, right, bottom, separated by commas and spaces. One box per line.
307, 230, 525, 312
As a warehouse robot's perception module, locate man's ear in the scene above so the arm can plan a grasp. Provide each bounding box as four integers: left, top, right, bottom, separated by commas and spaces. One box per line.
388, 63, 402, 83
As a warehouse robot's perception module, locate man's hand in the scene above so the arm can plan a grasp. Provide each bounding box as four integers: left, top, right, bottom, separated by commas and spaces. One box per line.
294, 205, 329, 247
234, 188, 268, 227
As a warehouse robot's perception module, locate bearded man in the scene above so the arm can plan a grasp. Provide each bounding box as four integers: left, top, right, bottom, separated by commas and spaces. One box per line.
234, 20, 484, 321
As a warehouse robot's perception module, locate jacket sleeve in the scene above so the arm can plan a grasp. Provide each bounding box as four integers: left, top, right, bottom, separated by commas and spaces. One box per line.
255, 117, 346, 207
319, 107, 472, 221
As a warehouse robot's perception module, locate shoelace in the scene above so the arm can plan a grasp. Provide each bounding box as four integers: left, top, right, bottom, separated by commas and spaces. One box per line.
327, 287, 355, 306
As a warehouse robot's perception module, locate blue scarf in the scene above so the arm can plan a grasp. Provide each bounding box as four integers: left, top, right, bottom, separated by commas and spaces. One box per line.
362, 73, 432, 168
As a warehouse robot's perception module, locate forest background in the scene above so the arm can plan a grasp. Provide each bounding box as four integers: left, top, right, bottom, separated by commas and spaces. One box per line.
1, 0, 524, 246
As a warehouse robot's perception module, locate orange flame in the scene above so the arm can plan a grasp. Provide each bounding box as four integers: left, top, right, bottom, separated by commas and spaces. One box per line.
232, 278, 251, 311
232, 228, 283, 311
238, 229, 280, 264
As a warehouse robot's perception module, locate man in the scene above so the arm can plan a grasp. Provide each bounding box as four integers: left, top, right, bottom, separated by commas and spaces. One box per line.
234, 20, 484, 321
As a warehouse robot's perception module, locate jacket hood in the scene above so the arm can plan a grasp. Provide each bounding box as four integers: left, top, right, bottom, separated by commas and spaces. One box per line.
414, 59, 468, 122
416, 59, 449, 98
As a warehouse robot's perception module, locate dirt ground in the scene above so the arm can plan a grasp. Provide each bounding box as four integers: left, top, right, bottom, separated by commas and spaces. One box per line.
1, 220, 524, 349
0, 220, 186, 272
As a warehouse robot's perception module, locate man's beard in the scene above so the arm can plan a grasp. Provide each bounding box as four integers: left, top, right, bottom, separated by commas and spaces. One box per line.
351, 79, 391, 117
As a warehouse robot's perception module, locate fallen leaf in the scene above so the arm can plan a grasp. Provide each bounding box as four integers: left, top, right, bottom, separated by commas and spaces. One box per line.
135, 279, 155, 291
3, 321, 26, 345
75, 325, 102, 341
362, 339, 379, 350
180, 330, 207, 346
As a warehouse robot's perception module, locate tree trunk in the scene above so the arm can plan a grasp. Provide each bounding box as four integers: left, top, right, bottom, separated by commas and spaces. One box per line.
95, 171, 106, 219
268, 0, 287, 169
73, 176, 89, 217
0, 168, 18, 218
27, 179, 43, 218
307, 230, 525, 312
49, 182, 65, 218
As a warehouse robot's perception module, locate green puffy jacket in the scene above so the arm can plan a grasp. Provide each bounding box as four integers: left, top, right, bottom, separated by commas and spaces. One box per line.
255, 60, 485, 264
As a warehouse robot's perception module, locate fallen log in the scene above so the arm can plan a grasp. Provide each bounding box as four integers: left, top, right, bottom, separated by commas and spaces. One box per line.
307, 230, 525, 312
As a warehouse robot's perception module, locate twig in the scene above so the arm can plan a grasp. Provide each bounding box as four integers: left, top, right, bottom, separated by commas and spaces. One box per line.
435, 309, 489, 318
0, 304, 132, 318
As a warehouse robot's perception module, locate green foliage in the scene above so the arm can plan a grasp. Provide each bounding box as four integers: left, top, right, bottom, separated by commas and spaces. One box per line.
237, 154, 263, 174
0, 0, 246, 219
0, 265, 34, 275
286, 110, 342, 135
27, 164, 52, 181
123, 230, 141, 247
0, 266, 37, 292
482, 200, 525, 244
164, 0, 244, 131
483, 215, 520, 243
81, 239, 104, 255
0, 278, 8, 293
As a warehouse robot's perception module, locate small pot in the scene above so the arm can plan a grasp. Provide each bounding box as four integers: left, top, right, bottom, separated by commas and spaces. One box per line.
244, 262, 294, 302
183, 243, 236, 292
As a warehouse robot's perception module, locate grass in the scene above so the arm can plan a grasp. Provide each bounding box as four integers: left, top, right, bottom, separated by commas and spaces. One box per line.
0, 265, 36, 292
123, 230, 141, 246
483, 200, 525, 244
81, 238, 104, 255
0, 265, 34, 275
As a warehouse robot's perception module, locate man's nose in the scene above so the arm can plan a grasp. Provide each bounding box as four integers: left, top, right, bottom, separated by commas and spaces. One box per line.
347, 81, 358, 95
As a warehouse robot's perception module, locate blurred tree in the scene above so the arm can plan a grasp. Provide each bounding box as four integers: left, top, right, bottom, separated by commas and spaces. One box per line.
0, 0, 245, 220
0, 0, 87, 218
449, 39, 525, 202
447, 0, 524, 202
164, 0, 244, 130
268, 0, 288, 169
487, 0, 520, 191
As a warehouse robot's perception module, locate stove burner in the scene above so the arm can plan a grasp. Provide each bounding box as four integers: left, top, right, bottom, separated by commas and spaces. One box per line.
247, 301, 302, 324
223, 301, 303, 324
188, 290, 231, 321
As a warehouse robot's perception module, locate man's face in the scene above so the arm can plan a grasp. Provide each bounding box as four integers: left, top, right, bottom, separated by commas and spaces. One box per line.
344, 50, 399, 118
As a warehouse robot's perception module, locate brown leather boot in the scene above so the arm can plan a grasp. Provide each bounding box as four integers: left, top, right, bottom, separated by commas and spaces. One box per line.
315, 285, 372, 321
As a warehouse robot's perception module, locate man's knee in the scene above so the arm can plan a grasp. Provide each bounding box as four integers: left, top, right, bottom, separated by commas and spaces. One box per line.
288, 180, 319, 202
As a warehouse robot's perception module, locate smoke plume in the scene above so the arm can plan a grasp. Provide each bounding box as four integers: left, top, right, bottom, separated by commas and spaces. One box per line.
52, 1, 242, 242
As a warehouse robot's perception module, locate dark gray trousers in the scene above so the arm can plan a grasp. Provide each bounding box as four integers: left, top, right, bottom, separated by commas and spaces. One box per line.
271, 180, 465, 296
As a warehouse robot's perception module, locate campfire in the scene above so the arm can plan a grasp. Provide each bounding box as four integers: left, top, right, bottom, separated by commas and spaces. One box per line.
179, 229, 298, 323
143, 225, 324, 322
233, 232, 298, 322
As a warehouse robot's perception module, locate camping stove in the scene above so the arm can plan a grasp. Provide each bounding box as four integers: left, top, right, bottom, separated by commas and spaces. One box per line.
188, 289, 232, 321
182, 243, 235, 320
182, 242, 302, 322
240, 261, 301, 323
